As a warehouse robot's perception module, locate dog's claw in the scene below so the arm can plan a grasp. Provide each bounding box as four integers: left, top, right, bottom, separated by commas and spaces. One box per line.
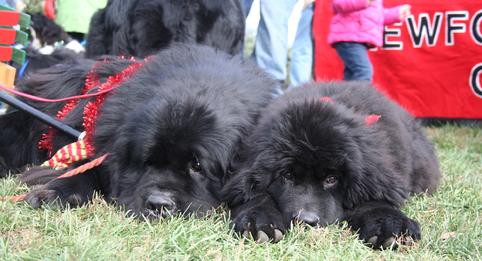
382, 236, 396, 249
366, 236, 378, 246
273, 229, 283, 243
256, 231, 269, 243
402, 236, 415, 246
25, 194, 41, 209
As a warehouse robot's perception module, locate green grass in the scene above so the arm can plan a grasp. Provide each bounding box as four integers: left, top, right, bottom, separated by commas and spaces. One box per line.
1, 125, 481, 260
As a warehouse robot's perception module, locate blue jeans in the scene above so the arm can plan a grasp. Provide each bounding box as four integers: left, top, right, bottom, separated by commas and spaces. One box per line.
244, 0, 314, 90
289, 4, 314, 89
243, 0, 254, 16
334, 42, 373, 82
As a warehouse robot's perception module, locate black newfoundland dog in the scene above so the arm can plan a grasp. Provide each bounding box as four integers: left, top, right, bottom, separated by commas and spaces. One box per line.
0, 44, 276, 218
224, 82, 441, 248
85, 0, 245, 58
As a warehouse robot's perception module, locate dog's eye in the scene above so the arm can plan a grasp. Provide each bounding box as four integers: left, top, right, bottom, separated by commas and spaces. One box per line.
323, 176, 338, 189
282, 171, 293, 181
189, 157, 203, 174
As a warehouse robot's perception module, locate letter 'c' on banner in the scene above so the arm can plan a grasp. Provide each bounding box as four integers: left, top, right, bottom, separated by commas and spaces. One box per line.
470, 63, 482, 98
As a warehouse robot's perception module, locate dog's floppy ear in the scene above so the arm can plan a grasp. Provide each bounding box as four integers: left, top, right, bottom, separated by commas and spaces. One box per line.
0, 111, 43, 176
342, 146, 409, 209
223, 147, 279, 208
223, 162, 275, 209
222, 166, 258, 208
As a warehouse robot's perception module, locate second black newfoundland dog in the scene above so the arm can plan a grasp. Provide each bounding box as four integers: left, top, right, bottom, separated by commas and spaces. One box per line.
224, 82, 441, 249
0, 44, 276, 218
86, 0, 245, 58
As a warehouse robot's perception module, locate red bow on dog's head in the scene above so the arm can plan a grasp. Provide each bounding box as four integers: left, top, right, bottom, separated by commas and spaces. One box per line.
319, 96, 381, 126
364, 114, 381, 126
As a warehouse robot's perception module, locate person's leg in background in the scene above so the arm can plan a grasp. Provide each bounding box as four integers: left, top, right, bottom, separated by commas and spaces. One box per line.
254, 0, 298, 92
334, 42, 373, 82
288, 3, 314, 89
241, 0, 255, 54
243, 0, 254, 17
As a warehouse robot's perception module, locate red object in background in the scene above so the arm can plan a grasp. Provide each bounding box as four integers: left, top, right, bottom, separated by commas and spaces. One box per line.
314, 0, 482, 119
0, 28, 17, 45
0, 46, 14, 62
0, 10, 21, 26
44, 0, 56, 20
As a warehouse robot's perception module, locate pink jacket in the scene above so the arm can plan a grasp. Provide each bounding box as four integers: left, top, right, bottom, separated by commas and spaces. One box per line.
328, 0, 402, 47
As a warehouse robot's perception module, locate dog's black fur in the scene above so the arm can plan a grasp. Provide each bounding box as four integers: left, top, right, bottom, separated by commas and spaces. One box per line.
224, 82, 441, 248
0, 45, 276, 218
85, 0, 245, 58
15, 48, 80, 80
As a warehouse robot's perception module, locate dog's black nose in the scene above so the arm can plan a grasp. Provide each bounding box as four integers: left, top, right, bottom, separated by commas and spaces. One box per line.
293, 212, 321, 227
145, 193, 176, 217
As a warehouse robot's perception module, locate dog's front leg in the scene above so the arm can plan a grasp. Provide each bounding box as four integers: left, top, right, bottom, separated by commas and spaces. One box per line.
231, 193, 286, 243
25, 168, 101, 208
343, 202, 421, 249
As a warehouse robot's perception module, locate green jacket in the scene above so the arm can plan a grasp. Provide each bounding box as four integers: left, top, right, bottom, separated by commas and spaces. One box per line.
55, 0, 107, 34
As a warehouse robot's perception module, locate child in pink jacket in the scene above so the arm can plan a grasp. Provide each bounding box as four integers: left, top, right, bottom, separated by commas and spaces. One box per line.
328, 0, 411, 82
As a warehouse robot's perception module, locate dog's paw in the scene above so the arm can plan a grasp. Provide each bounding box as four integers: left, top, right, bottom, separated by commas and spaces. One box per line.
350, 208, 421, 249
233, 207, 286, 243
25, 186, 83, 209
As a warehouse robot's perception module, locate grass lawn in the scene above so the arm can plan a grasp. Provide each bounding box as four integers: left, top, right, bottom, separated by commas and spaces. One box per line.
0, 125, 481, 260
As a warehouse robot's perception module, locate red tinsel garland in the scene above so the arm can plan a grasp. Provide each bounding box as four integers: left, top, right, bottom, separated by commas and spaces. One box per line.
38, 58, 145, 156
38, 61, 102, 154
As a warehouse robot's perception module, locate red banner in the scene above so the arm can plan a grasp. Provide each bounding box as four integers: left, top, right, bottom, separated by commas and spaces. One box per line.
314, 0, 482, 119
